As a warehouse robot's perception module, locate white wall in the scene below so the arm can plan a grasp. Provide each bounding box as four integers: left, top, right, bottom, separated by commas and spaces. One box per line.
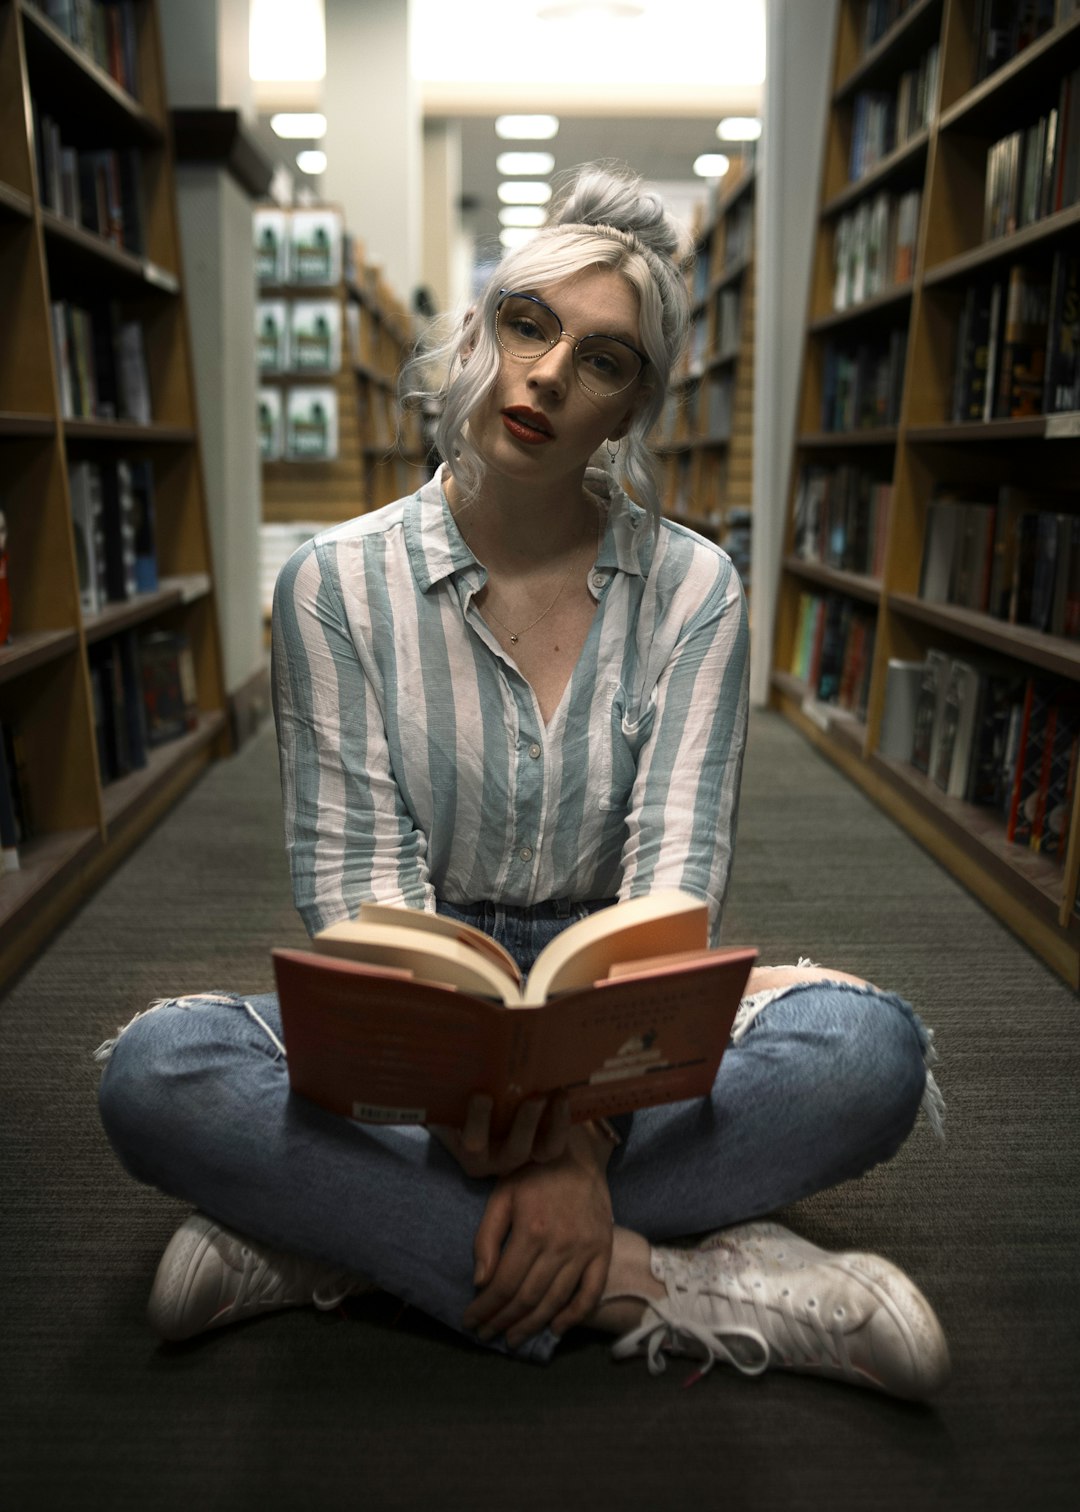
750, 0, 838, 705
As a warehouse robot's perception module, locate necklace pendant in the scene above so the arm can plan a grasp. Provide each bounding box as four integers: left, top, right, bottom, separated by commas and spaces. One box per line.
509, 633, 519, 644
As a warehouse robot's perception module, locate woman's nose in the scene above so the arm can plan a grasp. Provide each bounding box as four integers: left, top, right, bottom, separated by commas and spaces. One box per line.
527, 335, 575, 393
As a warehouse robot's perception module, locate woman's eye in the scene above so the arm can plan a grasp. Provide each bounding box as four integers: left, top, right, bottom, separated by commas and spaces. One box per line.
511, 317, 545, 341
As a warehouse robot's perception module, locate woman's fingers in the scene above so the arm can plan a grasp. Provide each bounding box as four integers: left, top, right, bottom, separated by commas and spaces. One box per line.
461, 1093, 493, 1156
495, 1096, 546, 1171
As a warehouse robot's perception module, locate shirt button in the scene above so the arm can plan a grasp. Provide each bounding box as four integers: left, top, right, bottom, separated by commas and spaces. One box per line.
519, 846, 534, 862
528, 742, 541, 759
591, 571, 608, 589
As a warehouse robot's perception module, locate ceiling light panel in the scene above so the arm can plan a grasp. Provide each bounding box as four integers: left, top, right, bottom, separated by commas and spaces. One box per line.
495, 115, 560, 140
496, 152, 556, 175
497, 181, 553, 204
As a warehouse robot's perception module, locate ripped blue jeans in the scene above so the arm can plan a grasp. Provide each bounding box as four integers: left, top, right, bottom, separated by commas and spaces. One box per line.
97, 899, 942, 1364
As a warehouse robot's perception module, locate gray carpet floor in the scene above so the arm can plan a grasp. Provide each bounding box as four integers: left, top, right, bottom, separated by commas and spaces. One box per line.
2, 708, 1078, 1511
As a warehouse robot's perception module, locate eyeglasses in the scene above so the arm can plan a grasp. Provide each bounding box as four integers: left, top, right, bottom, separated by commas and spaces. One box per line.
495, 290, 648, 398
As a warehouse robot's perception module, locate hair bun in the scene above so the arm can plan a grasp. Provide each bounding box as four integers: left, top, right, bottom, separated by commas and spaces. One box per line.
550, 163, 693, 267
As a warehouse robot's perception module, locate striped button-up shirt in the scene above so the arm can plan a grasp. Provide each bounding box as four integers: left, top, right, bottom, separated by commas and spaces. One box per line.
272, 466, 749, 945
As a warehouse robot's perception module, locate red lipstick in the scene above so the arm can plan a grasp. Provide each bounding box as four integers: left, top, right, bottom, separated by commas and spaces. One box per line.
501, 406, 555, 444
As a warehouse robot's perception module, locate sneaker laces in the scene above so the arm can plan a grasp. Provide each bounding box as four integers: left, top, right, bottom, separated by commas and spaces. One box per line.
613, 1286, 770, 1381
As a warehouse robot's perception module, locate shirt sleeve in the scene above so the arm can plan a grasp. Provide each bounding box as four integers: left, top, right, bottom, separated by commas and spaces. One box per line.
272, 538, 435, 935
617, 551, 750, 946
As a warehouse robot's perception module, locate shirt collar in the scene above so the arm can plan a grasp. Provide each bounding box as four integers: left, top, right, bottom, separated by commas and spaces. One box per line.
404, 462, 651, 593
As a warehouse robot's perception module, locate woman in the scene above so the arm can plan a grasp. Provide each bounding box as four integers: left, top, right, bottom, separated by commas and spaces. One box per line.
98, 165, 948, 1399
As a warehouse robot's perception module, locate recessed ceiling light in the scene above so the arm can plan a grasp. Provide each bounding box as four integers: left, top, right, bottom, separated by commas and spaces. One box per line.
296, 150, 327, 174
271, 113, 327, 139
537, 2, 645, 19
499, 206, 548, 227
693, 153, 730, 178
495, 115, 560, 140
497, 180, 553, 205
500, 227, 541, 249
717, 117, 762, 141
496, 151, 555, 176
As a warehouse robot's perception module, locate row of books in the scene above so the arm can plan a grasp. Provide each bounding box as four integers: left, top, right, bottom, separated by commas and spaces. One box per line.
791, 464, 892, 578
0, 723, 29, 873
821, 327, 908, 431
832, 188, 920, 310
258, 386, 340, 463
89, 628, 200, 788
884, 649, 1077, 862
255, 207, 346, 288
692, 197, 755, 301
859, 0, 919, 50
847, 42, 939, 182
33, 104, 145, 254
983, 71, 1080, 242
974, 0, 1076, 84
69, 457, 157, 615
790, 589, 877, 721
685, 290, 741, 378
950, 252, 1079, 422
29, 1, 140, 97
50, 298, 152, 424
919, 490, 1080, 636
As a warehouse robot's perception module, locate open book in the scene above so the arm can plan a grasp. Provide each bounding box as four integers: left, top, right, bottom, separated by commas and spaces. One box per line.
273, 890, 757, 1136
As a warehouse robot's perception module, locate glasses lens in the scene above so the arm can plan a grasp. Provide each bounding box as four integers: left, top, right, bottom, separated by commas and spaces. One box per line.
497, 295, 560, 356
575, 336, 643, 395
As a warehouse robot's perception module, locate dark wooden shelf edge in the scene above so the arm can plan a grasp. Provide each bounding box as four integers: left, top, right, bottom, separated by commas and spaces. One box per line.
888, 592, 1080, 679
809, 284, 913, 333
83, 575, 212, 644
0, 179, 33, 217
923, 203, 1080, 287
40, 210, 179, 291
0, 628, 79, 685
798, 428, 899, 448
783, 555, 883, 604
0, 826, 101, 938
62, 420, 196, 443
821, 131, 930, 217
938, 9, 1080, 132
0, 412, 55, 436
18, 0, 164, 139
906, 418, 1049, 442
770, 669, 868, 750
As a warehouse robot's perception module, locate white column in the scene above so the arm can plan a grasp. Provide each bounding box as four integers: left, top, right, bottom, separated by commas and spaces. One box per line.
751, 0, 837, 706
321, 0, 421, 298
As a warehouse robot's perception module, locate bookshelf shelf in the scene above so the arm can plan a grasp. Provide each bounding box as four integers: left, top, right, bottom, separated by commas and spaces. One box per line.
0, 629, 79, 686
784, 555, 883, 605
0, 0, 227, 991
772, 0, 1080, 986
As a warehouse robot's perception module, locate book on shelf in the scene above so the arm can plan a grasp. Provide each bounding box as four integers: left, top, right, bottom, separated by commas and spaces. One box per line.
879, 658, 925, 763
0, 727, 20, 873
256, 301, 290, 374
932, 657, 988, 800
68, 459, 105, 614
257, 387, 285, 462
255, 208, 291, 285
911, 648, 951, 778
993, 264, 1050, 418
286, 386, 339, 461
128, 460, 157, 594
89, 632, 149, 784
951, 280, 997, 422
31, 1, 140, 95
1043, 250, 1079, 414
974, 0, 1059, 85
50, 300, 151, 424
272, 891, 758, 1135
139, 629, 199, 747
289, 300, 342, 373
289, 209, 344, 286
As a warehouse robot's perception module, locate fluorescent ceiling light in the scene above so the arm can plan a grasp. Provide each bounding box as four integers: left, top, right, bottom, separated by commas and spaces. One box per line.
250, 0, 326, 81
717, 116, 762, 141
497, 180, 553, 204
296, 149, 327, 174
496, 151, 555, 175
500, 227, 541, 248
693, 153, 730, 178
495, 115, 560, 140
499, 205, 548, 226
271, 112, 327, 139
537, 2, 645, 18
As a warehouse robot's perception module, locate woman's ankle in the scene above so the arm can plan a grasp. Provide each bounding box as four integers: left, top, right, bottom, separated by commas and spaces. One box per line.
586, 1227, 664, 1336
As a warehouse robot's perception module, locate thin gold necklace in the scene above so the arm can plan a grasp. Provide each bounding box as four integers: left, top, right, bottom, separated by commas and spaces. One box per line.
459, 512, 598, 645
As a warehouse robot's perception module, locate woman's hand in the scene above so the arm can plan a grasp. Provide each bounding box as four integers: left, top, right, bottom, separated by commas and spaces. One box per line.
462, 1125, 615, 1349
429, 1091, 572, 1179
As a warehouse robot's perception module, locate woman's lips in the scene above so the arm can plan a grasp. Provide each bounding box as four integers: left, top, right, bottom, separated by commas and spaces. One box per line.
501, 408, 555, 444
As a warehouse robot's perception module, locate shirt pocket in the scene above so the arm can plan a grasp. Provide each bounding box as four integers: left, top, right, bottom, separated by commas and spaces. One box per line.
598, 681, 656, 812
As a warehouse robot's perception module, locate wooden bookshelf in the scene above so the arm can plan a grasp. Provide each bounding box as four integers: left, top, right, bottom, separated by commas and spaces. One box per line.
655, 161, 756, 598
0, 0, 227, 992
771, 0, 1080, 987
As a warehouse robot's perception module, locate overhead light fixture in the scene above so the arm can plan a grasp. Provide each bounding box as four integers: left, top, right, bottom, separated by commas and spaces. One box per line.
495, 115, 560, 140
497, 180, 553, 205
500, 227, 541, 249
717, 117, 762, 141
296, 149, 327, 174
250, 0, 326, 81
693, 153, 730, 178
537, 2, 645, 19
496, 151, 555, 176
500, 206, 548, 227
271, 112, 327, 139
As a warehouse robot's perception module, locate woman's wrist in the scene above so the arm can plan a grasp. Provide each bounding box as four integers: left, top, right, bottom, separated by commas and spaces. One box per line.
568, 1118, 619, 1172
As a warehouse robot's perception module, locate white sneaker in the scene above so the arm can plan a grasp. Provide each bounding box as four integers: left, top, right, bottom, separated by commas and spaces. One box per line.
609, 1221, 950, 1400
147, 1213, 373, 1342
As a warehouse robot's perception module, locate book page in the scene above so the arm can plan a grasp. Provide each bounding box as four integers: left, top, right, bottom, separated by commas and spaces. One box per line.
522, 889, 709, 1004
313, 920, 520, 1003
354, 902, 523, 987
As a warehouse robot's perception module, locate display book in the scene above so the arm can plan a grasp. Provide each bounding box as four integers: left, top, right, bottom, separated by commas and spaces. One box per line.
273, 890, 757, 1136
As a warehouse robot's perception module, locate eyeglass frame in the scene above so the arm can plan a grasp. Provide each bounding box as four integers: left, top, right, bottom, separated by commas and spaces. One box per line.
494, 289, 649, 398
